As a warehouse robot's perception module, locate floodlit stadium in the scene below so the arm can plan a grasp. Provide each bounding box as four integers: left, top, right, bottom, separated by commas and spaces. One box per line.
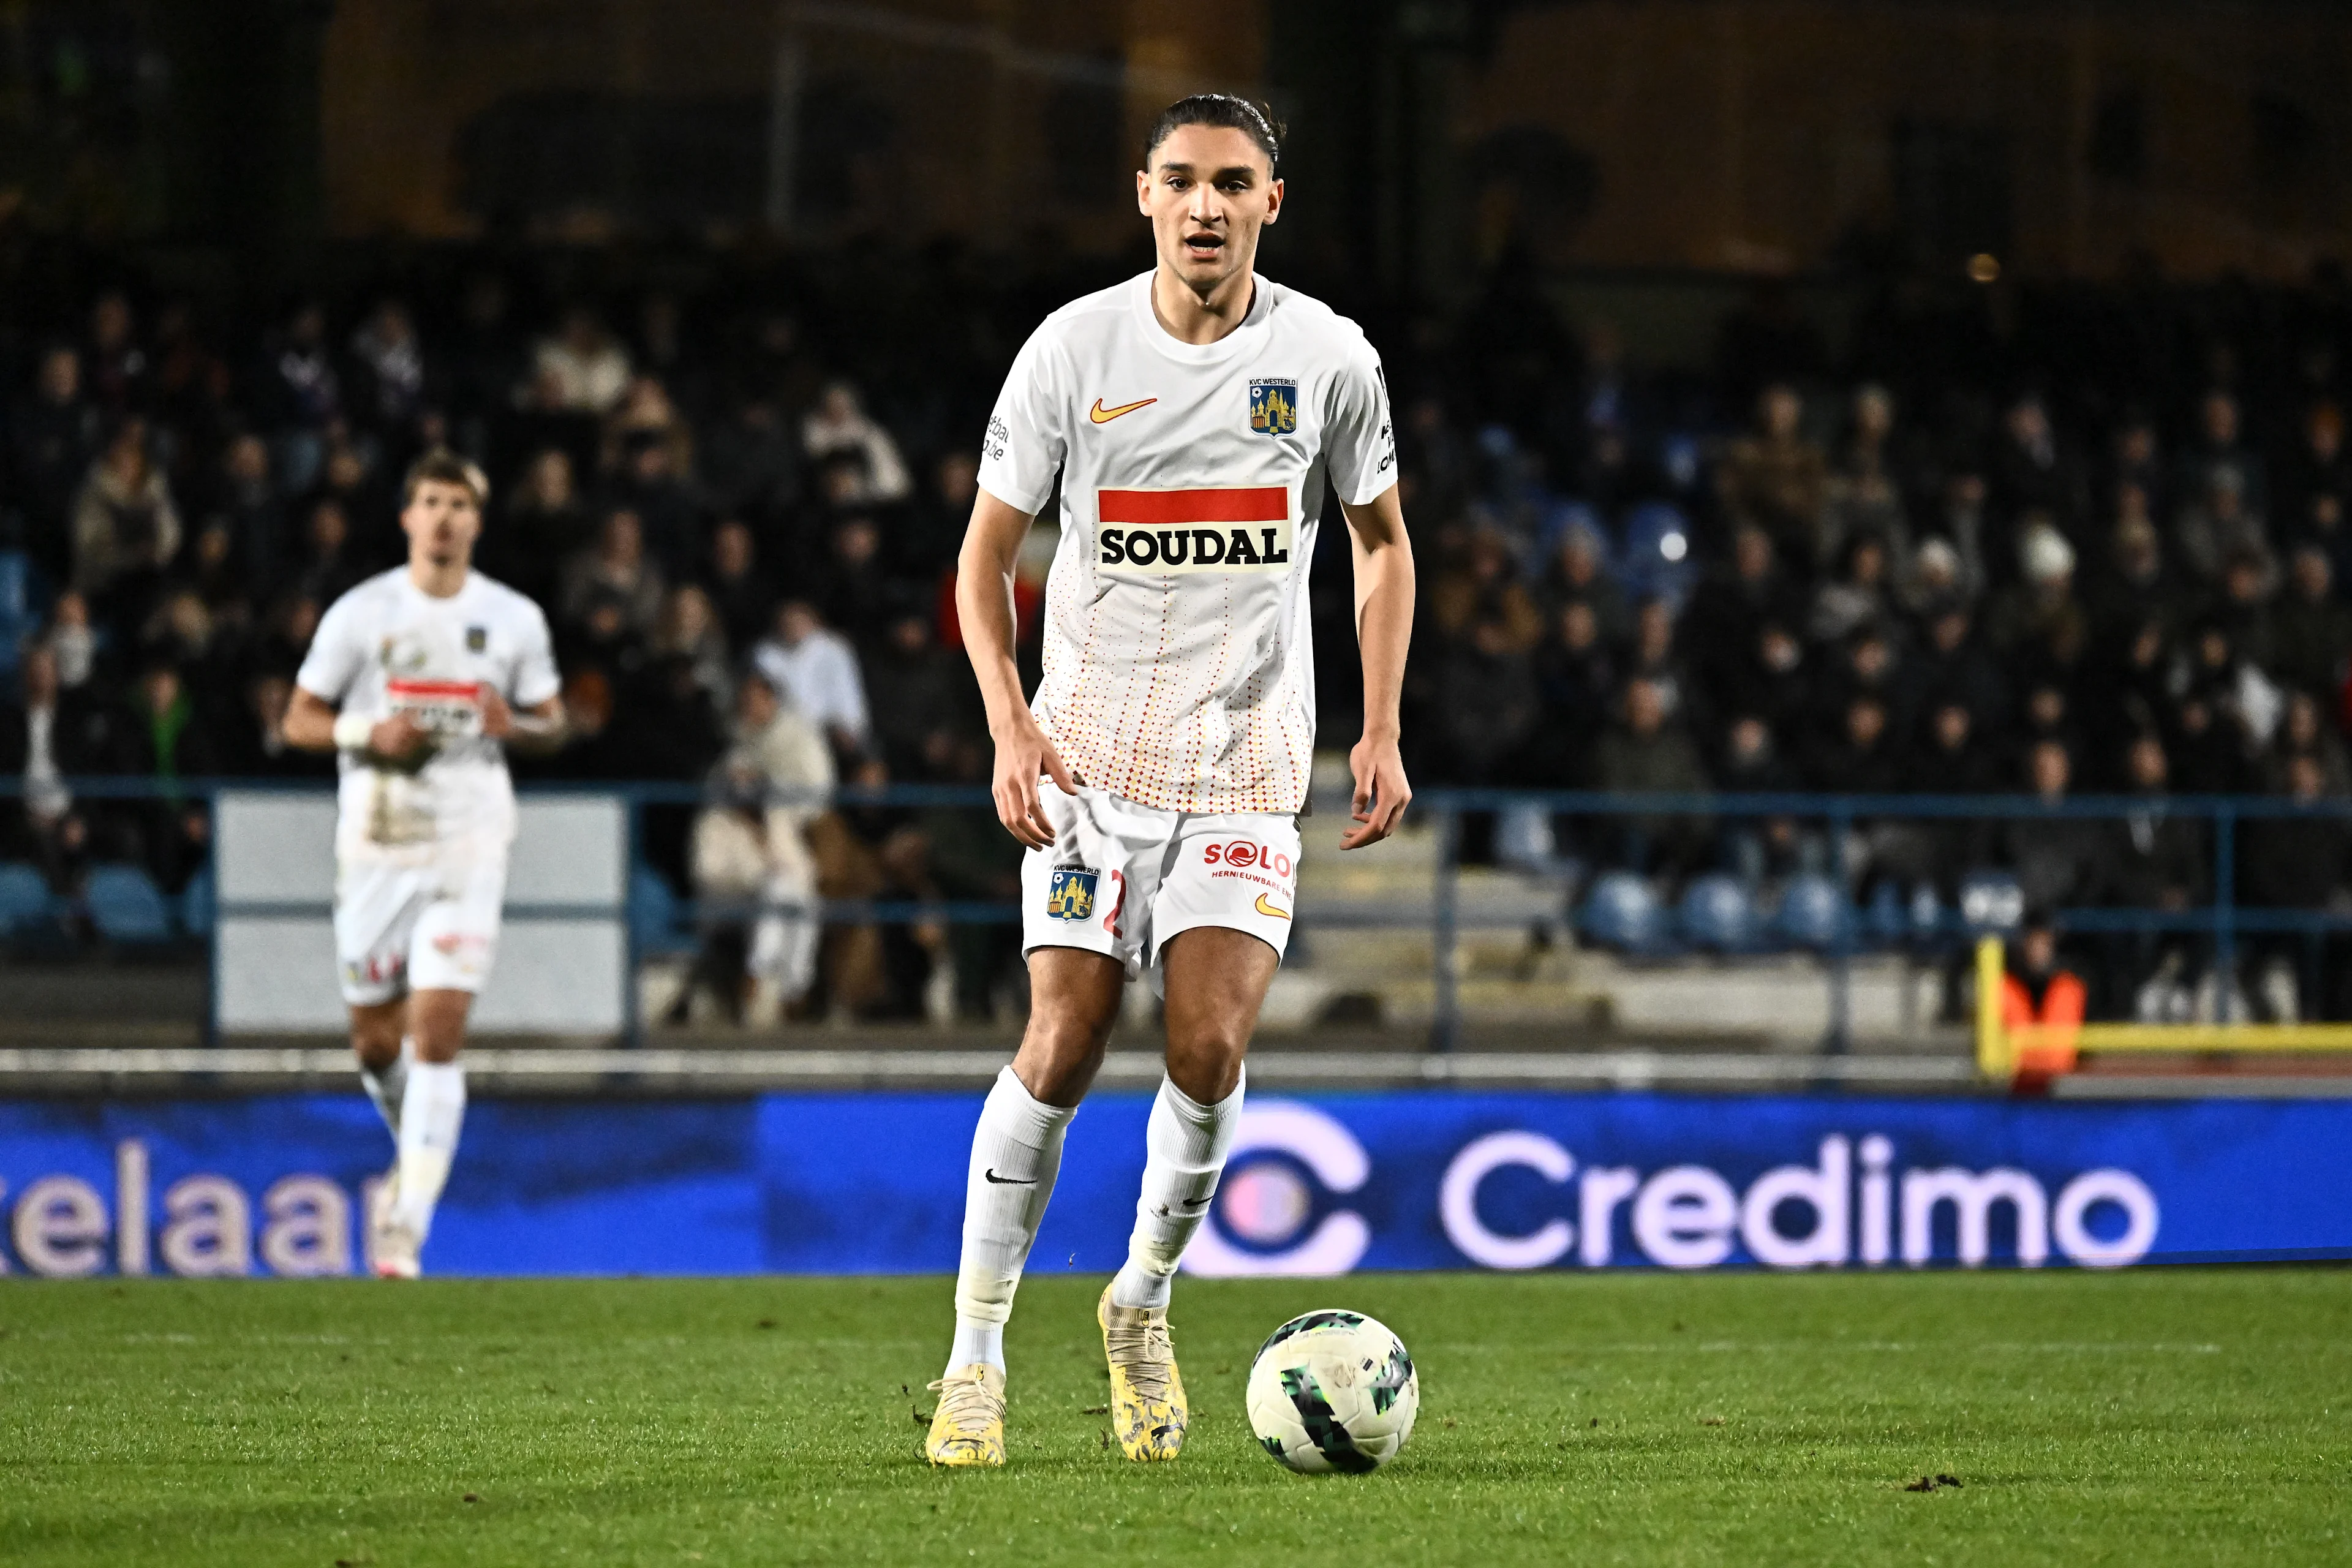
3, 2, 2350, 1563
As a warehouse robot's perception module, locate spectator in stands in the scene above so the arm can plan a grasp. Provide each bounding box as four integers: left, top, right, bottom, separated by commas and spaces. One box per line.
291, 497, 368, 608
2000, 741, 2109, 922
1683, 522, 1798, 697
559, 508, 666, 652
802, 380, 910, 505
864, 608, 971, 782
682, 673, 835, 1027
1535, 517, 1629, 644
95, 661, 216, 894
533, 306, 632, 415
1989, 393, 2084, 549
82, 290, 145, 415
1825, 383, 1909, 557
1808, 532, 1893, 647
9, 345, 102, 587
1986, 519, 2088, 679
2238, 750, 2352, 1020
704, 518, 778, 656
221, 670, 325, 781
1433, 611, 1539, 786
2268, 544, 2351, 697
2177, 388, 2266, 522
2100, 733, 2207, 1020
606, 425, 703, 580
0, 641, 95, 888
909, 450, 979, 577
72, 417, 181, 621
2173, 466, 2266, 586
815, 515, 894, 645
1716, 382, 1828, 569
753, 600, 870, 760
1523, 600, 1616, 785
258, 300, 341, 494
346, 297, 428, 440
1595, 676, 1710, 875
1431, 529, 1542, 649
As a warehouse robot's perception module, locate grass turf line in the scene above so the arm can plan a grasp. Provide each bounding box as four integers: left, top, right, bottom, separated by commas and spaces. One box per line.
0, 1270, 2345, 1566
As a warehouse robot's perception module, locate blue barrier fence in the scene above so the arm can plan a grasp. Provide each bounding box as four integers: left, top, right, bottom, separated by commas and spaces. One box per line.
7, 777, 2352, 1049
2, 1090, 2346, 1275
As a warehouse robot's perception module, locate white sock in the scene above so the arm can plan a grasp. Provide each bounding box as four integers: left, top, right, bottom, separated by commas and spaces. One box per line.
391, 1060, 466, 1241
946, 1066, 1076, 1375
1110, 1068, 1245, 1311
359, 1036, 415, 1137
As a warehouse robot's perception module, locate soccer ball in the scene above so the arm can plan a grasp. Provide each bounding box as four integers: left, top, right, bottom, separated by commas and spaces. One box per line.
1245, 1308, 1418, 1473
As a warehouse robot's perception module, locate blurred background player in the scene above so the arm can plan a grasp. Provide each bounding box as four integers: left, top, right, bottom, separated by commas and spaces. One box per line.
282, 451, 567, 1276
927, 94, 1415, 1468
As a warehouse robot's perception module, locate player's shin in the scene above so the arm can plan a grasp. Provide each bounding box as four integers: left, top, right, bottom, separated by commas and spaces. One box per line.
391, 1059, 467, 1241
946, 1065, 1076, 1375
359, 1036, 416, 1137
1111, 1065, 1245, 1310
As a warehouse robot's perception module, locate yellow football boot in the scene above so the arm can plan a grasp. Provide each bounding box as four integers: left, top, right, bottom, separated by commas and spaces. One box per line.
924, 1363, 1007, 1468
1099, 1285, 1188, 1461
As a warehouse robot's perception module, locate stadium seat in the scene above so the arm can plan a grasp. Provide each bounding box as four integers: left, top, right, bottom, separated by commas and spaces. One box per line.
1774, 872, 1852, 949
1958, 870, 2026, 933
630, 864, 696, 957
0, 861, 53, 936
179, 865, 216, 938
1578, 871, 1666, 952
1864, 881, 1907, 948
84, 865, 174, 946
1678, 873, 1758, 952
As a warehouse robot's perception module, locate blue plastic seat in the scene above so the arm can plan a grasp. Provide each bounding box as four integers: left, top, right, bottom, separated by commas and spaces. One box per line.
1775, 872, 1852, 949
85, 865, 173, 944
1579, 871, 1666, 952
1958, 870, 2026, 933
1616, 501, 1698, 612
0, 861, 53, 935
179, 865, 216, 937
630, 863, 696, 957
1864, 881, 1907, 948
1678, 873, 1757, 952
0, 551, 39, 684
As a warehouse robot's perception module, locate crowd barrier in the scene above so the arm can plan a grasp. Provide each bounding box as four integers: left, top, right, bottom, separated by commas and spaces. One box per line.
2, 1091, 2346, 1276
8, 777, 2352, 1056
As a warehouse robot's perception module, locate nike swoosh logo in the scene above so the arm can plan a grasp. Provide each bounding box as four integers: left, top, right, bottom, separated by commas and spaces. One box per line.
1255, 893, 1292, 920
1090, 396, 1158, 424
982, 1168, 1036, 1185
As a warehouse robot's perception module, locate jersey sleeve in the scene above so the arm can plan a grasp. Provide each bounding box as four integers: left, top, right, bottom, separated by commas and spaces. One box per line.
294, 591, 366, 704
508, 599, 562, 708
976, 322, 1068, 515
1323, 334, 1398, 508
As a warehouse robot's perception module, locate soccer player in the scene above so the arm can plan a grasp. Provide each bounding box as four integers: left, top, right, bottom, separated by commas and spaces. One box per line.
927, 94, 1414, 1466
281, 451, 565, 1278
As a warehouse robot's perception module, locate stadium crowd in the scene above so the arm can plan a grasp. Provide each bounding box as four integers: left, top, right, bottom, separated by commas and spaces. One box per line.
4, 247, 2352, 1019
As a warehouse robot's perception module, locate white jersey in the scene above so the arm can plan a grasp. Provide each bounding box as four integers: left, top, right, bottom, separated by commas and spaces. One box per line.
296, 567, 561, 859
979, 271, 1395, 815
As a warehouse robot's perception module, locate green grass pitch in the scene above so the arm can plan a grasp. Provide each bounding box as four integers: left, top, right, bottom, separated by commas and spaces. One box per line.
2, 1270, 2345, 1565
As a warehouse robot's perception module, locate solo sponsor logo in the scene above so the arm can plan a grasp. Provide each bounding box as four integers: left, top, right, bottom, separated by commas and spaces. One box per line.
1183, 1115, 2160, 1277
1204, 842, 1294, 879
0, 1140, 363, 1278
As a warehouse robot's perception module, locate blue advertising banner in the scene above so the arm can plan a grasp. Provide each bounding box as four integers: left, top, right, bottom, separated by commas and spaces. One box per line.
2, 1093, 2348, 1277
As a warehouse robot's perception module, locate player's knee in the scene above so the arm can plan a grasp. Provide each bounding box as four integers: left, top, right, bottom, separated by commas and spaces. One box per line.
1164, 1028, 1247, 1102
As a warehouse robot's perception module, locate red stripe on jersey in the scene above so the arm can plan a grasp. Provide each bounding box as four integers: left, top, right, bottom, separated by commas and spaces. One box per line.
1097, 486, 1288, 525
386, 680, 484, 698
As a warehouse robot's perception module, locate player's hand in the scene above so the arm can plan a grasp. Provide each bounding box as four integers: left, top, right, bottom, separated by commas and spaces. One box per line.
478, 688, 513, 739
1341, 731, 1411, 850
990, 713, 1077, 850
366, 713, 435, 767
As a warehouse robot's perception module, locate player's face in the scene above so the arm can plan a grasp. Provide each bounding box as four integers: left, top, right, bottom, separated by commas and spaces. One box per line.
1138, 125, 1281, 295
402, 480, 483, 569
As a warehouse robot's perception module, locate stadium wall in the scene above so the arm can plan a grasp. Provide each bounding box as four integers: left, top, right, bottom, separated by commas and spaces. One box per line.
2, 1093, 2346, 1278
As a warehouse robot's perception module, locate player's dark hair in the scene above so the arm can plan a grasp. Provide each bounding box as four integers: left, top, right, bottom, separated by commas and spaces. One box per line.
1144, 94, 1284, 174
402, 448, 490, 510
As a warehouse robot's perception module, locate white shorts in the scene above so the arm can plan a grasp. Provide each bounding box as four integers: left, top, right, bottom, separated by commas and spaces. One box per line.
333, 839, 508, 1006
1020, 782, 1300, 980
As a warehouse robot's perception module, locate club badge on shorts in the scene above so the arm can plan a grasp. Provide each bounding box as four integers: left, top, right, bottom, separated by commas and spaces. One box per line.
1045, 864, 1098, 921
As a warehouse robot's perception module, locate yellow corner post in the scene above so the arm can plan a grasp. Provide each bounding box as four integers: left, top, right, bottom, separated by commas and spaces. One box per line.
1975, 935, 2013, 1080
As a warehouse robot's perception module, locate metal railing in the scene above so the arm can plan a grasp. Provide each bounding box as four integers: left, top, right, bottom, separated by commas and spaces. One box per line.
9, 777, 2352, 1053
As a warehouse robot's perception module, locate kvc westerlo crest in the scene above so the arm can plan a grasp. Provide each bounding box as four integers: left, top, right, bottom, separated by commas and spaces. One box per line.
1249, 378, 1298, 437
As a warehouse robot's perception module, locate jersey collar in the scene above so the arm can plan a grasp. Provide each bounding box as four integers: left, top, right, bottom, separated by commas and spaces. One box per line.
1129, 270, 1276, 366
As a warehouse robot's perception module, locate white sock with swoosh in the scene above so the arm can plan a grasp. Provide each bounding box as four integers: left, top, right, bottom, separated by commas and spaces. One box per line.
946, 1065, 1077, 1375
1110, 1066, 1245, 1310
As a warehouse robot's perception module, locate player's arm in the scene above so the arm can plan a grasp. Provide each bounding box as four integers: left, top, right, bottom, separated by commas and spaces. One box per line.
281, 687, 434, 765
1337, 481, 1414, 850
479, 690, 568, 755
957, 487, 1075, 849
